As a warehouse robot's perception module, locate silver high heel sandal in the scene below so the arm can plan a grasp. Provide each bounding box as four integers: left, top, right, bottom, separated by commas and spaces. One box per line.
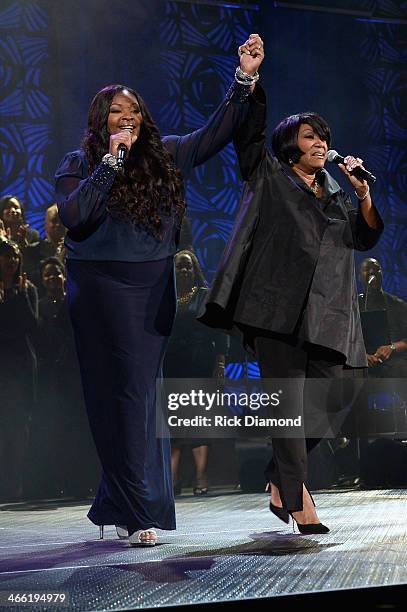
128, 528, 157, 547
115, 525, 129, 539
99, 525, 129, 539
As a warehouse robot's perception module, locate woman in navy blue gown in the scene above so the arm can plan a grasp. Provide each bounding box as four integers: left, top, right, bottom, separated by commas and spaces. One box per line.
55, 35, 264, 546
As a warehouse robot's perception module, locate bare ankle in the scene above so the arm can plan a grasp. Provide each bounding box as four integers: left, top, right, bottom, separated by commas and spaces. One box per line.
270, 483, 283, 507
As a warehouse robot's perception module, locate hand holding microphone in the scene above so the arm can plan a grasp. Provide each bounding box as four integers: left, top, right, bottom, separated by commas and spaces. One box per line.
327, 149, 376, 198
109, 128, 135, 168
327, 150, 376, 183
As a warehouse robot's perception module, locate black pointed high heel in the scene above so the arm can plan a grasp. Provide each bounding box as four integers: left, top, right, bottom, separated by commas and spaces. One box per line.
270, 501, 290, 524
291, 517, 330, 534
99, 525, 104, 539
290, 484, 329, 534
265, 482, 289, 524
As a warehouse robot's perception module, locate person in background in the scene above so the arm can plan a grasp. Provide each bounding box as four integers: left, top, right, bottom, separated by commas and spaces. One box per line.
0, 240, 38, 501
29, 257, 97, 498
357, 258, 407, 486
21, 204, 67, 295
44, 204, 67, 256
164, 249, 228, 496
359, 258, 407, 378
0, 195, 39, 248
37, 257, 68, 350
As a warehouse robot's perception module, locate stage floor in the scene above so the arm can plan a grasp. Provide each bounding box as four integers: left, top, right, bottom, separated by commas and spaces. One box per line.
1, 488, 406, 610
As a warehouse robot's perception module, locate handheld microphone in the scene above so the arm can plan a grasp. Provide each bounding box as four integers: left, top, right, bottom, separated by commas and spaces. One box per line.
327, 149, 376, 183
364, 275, 376, 310
117, 143, 128, 169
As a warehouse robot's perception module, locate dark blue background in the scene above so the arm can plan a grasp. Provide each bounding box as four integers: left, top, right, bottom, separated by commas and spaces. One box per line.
1, 0, 405, 300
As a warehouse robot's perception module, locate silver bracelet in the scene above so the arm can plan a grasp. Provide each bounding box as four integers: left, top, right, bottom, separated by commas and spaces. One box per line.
102, 153, 119, 171
235, 66, 259, 86
355, 185, 370, 201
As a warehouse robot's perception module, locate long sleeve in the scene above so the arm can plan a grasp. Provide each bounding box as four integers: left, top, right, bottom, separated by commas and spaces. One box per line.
55, 151, 116, 233
163, 81, 251, 177
344, 193, 384, 251
233, 84, 267, 181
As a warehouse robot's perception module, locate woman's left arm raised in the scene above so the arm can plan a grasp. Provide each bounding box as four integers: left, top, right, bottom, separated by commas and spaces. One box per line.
163, 34, 265, 175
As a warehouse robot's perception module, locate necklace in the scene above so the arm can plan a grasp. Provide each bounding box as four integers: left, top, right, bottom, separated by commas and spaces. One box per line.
309, 178, 319, 195
177, 285, 198, 305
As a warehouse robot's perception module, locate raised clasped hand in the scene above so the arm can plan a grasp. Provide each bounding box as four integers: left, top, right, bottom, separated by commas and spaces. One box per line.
238, 33, 264, 76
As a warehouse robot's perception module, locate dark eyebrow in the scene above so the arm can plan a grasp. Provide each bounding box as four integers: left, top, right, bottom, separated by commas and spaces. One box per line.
110, 102, 140, 109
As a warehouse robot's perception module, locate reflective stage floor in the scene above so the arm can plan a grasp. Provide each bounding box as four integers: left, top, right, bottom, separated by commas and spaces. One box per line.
1, 488, 407, 610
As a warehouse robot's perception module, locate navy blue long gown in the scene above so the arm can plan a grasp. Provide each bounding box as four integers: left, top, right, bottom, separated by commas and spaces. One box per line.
55, 83, 249, 535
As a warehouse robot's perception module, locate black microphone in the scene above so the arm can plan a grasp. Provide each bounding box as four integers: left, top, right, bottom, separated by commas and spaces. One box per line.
367, 275, 375, 285
327, 149, 376, 183
117, 143, 127, 169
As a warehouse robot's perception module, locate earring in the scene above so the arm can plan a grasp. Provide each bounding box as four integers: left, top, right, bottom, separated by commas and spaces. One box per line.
288, 158, 293, 165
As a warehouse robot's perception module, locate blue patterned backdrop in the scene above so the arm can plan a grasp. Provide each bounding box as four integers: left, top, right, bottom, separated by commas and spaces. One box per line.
0, 0, 54, 235
359, 17, 407, 300
158, 1, 257, 283
158, 1, 261, 378
1, 0, 405, 331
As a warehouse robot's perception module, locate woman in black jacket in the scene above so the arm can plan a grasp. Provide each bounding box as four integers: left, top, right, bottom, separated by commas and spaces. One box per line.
199, 86, 383, 533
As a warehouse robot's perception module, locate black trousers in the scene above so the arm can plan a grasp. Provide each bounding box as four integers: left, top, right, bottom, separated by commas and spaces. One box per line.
254, 331, 363, 512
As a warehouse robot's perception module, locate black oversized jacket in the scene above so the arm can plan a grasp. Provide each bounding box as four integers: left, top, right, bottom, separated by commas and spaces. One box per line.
198, 85, 384, 367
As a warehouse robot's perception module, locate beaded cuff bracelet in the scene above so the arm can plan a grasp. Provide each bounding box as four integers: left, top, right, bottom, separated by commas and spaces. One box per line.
89, 161, 117, 192
226, 80, 252, 104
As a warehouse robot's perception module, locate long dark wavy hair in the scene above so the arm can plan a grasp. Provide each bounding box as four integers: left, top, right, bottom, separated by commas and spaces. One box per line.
81, 85, 185, 240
